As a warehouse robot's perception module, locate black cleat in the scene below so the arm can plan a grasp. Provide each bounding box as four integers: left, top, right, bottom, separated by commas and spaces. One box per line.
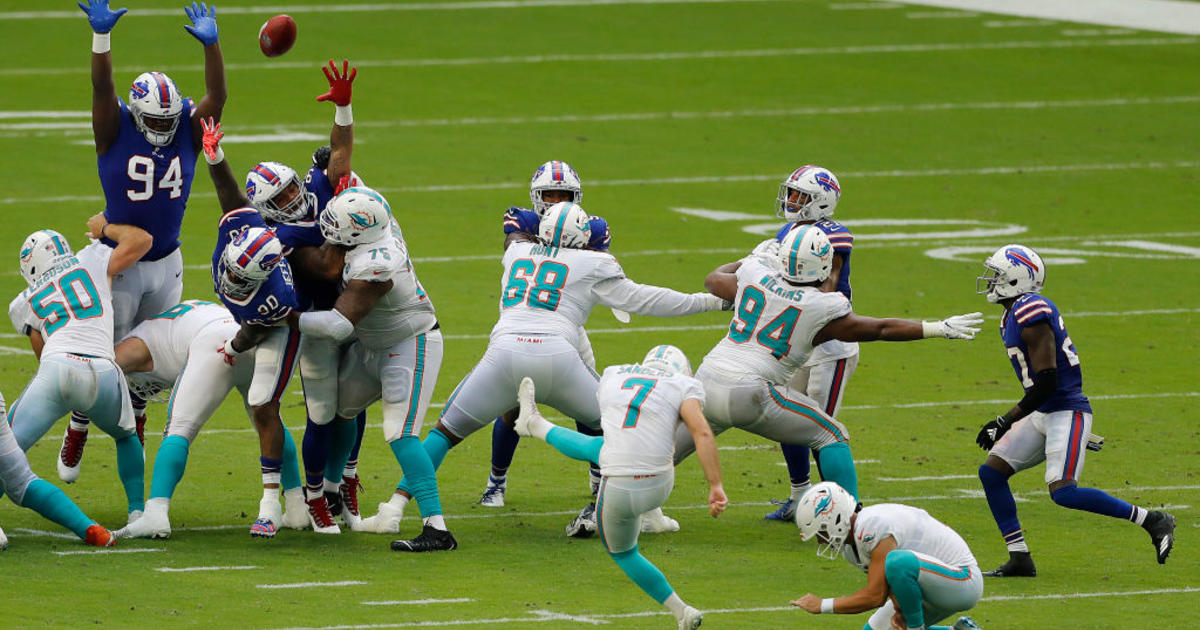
566, 502, 597, 538
325, 490, 344, 518
982, 551, 1037, 577
1144, 511, 1176, 564
390, 525, 457, 552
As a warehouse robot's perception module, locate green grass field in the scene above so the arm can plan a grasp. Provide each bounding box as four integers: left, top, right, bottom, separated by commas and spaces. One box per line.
0, 1, 1197, 628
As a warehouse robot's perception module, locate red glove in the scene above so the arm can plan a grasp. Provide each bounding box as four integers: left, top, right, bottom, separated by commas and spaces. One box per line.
200, 116, 223, 163
333, 173, 359, 195
316, 59, 356, 106
217, 339, 241, 365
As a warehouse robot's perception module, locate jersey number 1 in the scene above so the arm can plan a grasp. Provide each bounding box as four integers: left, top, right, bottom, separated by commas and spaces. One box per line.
127, 155, 183, 202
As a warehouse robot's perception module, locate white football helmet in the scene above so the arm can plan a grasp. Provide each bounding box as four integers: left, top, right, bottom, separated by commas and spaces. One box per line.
641, 345, 692, 377
777, 225, 833, 284
530, 160, 583, 215
218, 227, 284, 300
245, 162, 313, 223
776, 165, 841, 222
19, 229, 74, 286
319, 187, 392, 247
128, 71, 183, 147
794, 481, 856, 559
538, 202, 592, 249
978, 244, 1045, 303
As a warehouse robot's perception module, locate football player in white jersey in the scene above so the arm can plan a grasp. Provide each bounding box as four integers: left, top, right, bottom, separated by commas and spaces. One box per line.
8, 228, 149, 522
291, 187, 455, 549
513, 345, 726, 630
685, 226, 983, 504
365, 202, 726, 538
791, 482, 983, 630
115, 300, 308, 539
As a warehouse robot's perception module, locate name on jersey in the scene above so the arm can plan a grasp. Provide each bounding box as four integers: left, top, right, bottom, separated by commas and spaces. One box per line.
529, 244, 561, 257
617, 364, 669, 376
26, 257, 81, 291
758, 274, 805, 302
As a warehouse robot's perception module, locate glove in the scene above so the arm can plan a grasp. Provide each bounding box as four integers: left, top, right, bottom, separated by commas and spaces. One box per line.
78, 0, 127, 34
923, 312, 984, 339
311, 145, 332, 169
333, 173, 359, 195
200, 117, 223, 164
587, 216, 611, 251
217, 338, 241, 365
751, 238, 781, 268
976, 415, 1012, 450
317, 59, 357, 106
502, 207, 539, 235
183, 2, 219, 46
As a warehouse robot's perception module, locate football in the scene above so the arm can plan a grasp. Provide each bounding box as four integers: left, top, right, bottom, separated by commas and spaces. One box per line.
258, 15, 297, 58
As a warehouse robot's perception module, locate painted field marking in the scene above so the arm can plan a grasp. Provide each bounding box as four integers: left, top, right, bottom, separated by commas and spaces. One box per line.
0, 37, 1195, 78
361, 598, 475, 606
876, 474, 977, 482
155, 565, 260, 573
984, 19, 1055, 27
258, 581, 367, 590
52, 547, 163, 556
830, 2, 901, 9
12, 527, 77, 540
907, 10, 979, 18
1063, 28, 1135, 36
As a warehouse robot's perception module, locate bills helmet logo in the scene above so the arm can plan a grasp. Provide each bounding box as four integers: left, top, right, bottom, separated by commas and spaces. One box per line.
814, 171, 840, 194
1004, 247, 1040, 278
245, 180, 257, 197
130, 81, 150, 100
531, 164, 546, 183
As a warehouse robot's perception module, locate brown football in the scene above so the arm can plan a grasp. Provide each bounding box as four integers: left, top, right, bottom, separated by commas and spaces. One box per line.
258, 15, 297, 58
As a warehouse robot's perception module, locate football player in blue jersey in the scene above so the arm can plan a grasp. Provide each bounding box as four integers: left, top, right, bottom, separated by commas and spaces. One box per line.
199, 120, 308, 538
748, 166, 858, 523
65, 0, 227, 483
973, 245, 1176, 576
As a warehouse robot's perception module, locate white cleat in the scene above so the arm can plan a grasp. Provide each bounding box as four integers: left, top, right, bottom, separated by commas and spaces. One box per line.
57, 425, 87, 484
126, 510, 143, 525
477, 477, 506, 508
0, 526, 8, 551
352, 501, 404, 534
678, 605, 703, 630
639, 507, 680, 534
281, 490, 310, 530
117, 509, 171, 539
514, 377, 540, 438
306, 494, 341, 535
251, 497, 284, 538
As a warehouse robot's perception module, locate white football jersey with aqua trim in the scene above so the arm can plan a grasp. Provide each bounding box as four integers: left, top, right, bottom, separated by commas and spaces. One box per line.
842, 504, 977, 572
702, 258, 851, 384
597, 363, 705, 477
9, 244, 115, 360
342, 222, 437, 350
126, 300, 237, 382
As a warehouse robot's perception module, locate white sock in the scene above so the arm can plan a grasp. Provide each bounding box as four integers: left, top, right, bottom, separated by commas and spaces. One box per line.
1133, 507, 1149, 526
343, 464, 357, 479
663, 592, 687, 618
388, 493, 411, 510
529, 414, 554, 441
323, 479, 340, 494
424, 514, 447, 530
261, 486, 280, 501
789, 481, 812, 501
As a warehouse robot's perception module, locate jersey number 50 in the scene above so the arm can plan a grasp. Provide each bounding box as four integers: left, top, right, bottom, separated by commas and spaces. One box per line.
29, 269, 103, 336
502, 259, 568, 311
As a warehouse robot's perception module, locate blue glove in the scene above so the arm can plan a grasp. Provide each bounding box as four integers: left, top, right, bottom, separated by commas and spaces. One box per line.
587, 216, 611, 251
183, 2, 218, 46
77, 0, 127, 34
502, 207, 540, 235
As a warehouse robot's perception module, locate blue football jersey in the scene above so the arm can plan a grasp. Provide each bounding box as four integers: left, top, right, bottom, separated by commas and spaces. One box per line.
775, 218, 853, 300
1000, 293, 1091, 414
97, 97, 198, 261
211, 209, 303, 326
502, 207, 611, 251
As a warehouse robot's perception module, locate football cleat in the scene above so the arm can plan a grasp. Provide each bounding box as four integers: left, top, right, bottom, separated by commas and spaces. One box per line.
1144, 511, 1176, 564
477, 476, 506, 508
84, 524, 117, 547
126, 510, 143, 525
763, 497, 797, 522
306, 494, 341, 534
117, 509, 171, 540
390, 524, 457, 552
352, 501, 404, 534
982, 551, 1036, 577
252, 497, 284, 539
250, 518, 279, 538
0, 526, 7, 551
57, 425, 88, 483
566, 502, 597, 538
514, 377, 540, 438
639, 508, 680, 533
324, 490, 344, 518
678, 605, 703, 630
281, 490, 311, 530
953, 616, 982, 630
340, 475, 364, 521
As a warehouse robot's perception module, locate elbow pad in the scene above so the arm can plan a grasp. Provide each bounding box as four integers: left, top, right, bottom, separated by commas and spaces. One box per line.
1017, 368, 1058, 414
298, 309, 354, 342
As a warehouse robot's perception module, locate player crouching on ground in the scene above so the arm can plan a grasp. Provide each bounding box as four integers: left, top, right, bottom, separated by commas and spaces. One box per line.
514, 344, 725, 630
791, 482, 983, 630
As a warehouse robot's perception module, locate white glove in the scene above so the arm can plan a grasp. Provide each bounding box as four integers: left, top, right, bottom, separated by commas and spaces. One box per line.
750, 238, 781, 268
922, 312, 984, 340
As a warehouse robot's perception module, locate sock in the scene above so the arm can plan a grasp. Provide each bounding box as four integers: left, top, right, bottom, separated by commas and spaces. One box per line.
388, 492, 411, 510
390, 436, 442, 517
302, 418, 332, 497
884, 550, 925, 629
149, 435, 190, 499
490, 417, 520, 476
979, 464, 1027, 552
261, 456, 282, 488
280, 429, 302, 492
347, 411, 366, 470
19, 479, 94, 539
324, 416, 358, 484
789, 480, 812, 502
70, 410, 90, 430
780, 443, 811, 488
488, 473, 506, 487
663, 592, 688, 618
813, 442, 858, 501
423, 514, 447, 530
610, 546, 675, 603
546, 426, 603, 464
114, 435, 145, 513
1050, 484, 1148, 523
395, 429, 453, 497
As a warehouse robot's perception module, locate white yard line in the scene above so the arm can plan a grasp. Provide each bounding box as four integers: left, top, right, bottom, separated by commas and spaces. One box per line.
52, 547, 164, 556
155, 565, 261, 572
876, 474, 977, 482
258, 581, 367, 590
361, 599, 475, 606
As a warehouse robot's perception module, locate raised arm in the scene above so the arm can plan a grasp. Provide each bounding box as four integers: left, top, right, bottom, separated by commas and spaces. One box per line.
86, 212, 152, 278
679, 398, 727, 517
317, 60, 357, 184
814, 311, 983, 345
593, 276, 726, 317
78, 0, 127, 155
184, 2, 226, 146
199, 117, 250, 212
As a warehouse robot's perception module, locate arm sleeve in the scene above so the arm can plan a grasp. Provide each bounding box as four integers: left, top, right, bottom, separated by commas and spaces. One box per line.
1015, 368, 1058, 417
299, 309, 355, 342
592, 277, 723, 316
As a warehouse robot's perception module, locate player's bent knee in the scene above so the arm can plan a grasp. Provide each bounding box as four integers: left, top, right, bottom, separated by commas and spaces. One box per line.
883, 549, 919, 585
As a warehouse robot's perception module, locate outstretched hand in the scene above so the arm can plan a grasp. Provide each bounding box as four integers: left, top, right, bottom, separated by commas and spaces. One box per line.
317, 59, 357, 106
200, 116, 223, 162
78, 0, 127, 34
790, 593, 822, 614
183, 2, 219, 46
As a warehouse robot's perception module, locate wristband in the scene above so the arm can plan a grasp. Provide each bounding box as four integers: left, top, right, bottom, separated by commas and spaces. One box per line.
820, 598, 835, 614
222, 339, 243, 356
204, 145, 225, 165
921, 321, 943, 339
334, 104, 353, 126
92, 32, 111, 54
